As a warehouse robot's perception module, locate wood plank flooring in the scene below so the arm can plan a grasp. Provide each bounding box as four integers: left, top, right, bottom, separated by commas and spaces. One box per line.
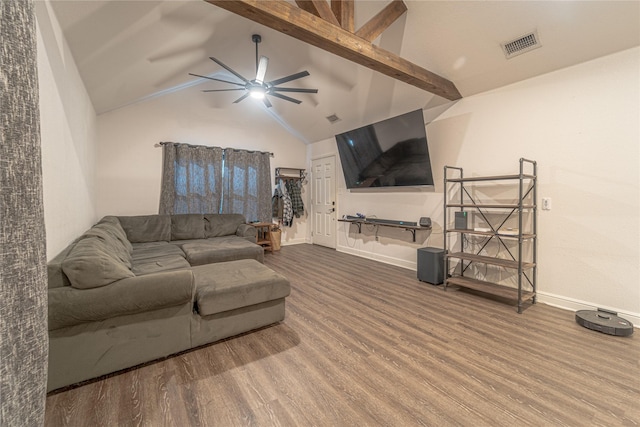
45, 244, 640, 426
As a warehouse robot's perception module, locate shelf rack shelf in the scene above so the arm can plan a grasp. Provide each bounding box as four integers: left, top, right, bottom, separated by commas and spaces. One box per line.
275, 167, 306, 184
252, 222, 274, 253
446, 276, 536, 303
443, 158, 537, 313
447, 229, 536, 239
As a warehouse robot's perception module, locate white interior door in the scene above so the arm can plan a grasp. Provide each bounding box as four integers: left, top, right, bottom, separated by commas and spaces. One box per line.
311, 156, 336, 249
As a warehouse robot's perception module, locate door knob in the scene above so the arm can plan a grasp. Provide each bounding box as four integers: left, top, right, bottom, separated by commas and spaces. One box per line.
328, 208, 335, 213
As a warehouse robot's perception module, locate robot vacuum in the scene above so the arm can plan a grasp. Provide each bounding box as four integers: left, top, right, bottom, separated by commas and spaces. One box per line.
575, 309, 634, 337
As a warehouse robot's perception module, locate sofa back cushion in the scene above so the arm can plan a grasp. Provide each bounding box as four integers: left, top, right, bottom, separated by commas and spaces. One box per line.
48, 244, 75, 289
118, 215, 171, 243
204, 214, 246, 238
98, 216, 133, 253
81, 223, 132, 268
62, 236, 134, 289
171, 214, 205, 240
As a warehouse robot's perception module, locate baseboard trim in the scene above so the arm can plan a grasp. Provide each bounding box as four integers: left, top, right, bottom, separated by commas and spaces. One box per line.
537, 291, 639, 328
281, 238, 307, 246
304, 244, 639, 329
336, 246, 416, 271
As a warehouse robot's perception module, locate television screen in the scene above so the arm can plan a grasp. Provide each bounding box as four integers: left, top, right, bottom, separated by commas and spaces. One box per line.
335, 109, 434, 189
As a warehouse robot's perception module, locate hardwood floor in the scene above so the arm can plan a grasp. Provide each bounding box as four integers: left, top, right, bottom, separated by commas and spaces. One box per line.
45, 244, 640, 426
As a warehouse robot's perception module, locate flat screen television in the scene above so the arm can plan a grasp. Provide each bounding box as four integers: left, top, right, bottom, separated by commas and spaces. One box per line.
335, 109, 434, 189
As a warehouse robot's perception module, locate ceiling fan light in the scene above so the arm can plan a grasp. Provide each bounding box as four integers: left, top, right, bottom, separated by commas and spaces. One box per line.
192, 35, 316, 106
249, 87, 265, 100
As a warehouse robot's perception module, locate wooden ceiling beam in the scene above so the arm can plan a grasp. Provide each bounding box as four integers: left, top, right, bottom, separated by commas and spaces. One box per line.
355, 0, 407, 42
295, 1, 339, 26
331, 0, 354, 32
206, 0, 462, 101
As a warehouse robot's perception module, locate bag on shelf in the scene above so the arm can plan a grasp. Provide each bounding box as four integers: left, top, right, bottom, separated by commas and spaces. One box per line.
270, 228, 282, 251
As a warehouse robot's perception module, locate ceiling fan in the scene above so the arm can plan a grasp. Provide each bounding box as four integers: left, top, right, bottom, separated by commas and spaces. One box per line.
189, 34, 318, 108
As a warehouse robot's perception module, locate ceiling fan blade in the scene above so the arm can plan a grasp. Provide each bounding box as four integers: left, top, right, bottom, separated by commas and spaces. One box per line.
272, 87, 318, 94
202, 88, 247, 92
269, 92, 302, 104
267, 71, 310, 87
209, 56, 250, 83
189, 73, 245, 87
255, 56, 269, 84
262, 97, 272, 108
233, 93, 251, 104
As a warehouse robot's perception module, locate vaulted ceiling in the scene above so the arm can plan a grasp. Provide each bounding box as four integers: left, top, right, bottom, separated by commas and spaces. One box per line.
49, 0, 639, 143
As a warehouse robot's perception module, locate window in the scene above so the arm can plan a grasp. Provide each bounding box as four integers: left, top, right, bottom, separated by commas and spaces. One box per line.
159, 143, 271, 222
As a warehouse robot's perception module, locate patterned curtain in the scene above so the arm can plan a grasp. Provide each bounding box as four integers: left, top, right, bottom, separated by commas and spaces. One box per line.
0, 0, 49, 425
159, 143, 224, 214
221, 149, 272, 223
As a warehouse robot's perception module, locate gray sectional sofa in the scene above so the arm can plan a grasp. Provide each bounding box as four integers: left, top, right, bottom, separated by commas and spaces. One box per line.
47, 213, 290, 391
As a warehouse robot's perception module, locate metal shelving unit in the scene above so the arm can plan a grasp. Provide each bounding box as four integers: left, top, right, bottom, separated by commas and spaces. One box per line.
443, 158, 537, 313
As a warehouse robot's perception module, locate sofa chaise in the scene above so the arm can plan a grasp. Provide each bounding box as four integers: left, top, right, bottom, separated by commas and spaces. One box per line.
47, 213, 290, 391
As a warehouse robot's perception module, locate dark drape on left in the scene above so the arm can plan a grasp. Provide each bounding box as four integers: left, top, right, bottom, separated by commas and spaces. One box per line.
0, 0, 49, 424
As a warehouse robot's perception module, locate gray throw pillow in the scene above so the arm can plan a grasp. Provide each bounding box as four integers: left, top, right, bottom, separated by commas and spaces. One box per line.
62, 237, 134, 289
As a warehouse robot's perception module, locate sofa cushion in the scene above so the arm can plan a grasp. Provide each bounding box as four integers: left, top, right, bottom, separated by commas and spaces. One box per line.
81, 223, 132, 269
118, 215, 171, 243
98, 216, 133, 253
48, 244, 75, 289
192, 260, 290, 316
62, 237, 134, 289
204, 213, 246, 238
131, 242, 185, 261
48, 269, 194, 330
171, 214, 205, 240
131, 255, 191, 276
131, 241, 168, 249
235, 223, 257, 243
181, 237, 264, 266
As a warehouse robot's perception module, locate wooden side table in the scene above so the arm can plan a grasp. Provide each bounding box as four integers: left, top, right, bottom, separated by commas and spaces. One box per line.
252, 222, 273, 252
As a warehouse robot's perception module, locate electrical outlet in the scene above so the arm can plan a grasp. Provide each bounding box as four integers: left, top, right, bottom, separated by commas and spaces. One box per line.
542, 197, 552, 210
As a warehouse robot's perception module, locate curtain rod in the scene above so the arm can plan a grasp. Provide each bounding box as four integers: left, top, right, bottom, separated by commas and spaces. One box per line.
156, 141, 273, 157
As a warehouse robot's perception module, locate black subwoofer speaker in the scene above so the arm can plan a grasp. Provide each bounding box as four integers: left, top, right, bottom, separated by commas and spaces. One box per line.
417, 247, 444, 285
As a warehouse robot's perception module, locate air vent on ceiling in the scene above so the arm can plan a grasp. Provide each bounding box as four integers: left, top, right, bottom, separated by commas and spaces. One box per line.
501, 31, 541, 59
326, 114, 341, 124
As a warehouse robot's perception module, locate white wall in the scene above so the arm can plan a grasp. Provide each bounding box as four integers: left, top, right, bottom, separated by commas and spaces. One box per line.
309, 133, 443, 268
96, 87, 309, 244
309, 47, 640, 320
36, 1, 98, 260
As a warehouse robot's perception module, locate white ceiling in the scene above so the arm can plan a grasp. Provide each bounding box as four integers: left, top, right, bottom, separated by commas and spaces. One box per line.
49, 0, 640, 143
